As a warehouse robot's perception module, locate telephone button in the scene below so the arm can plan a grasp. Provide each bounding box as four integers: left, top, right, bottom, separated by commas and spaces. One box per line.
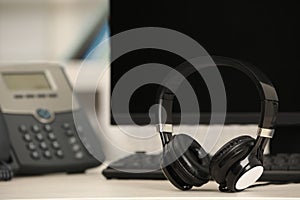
52, 141, 60, 149
32, 125, 40, 133
75, 151, 84, 159
56, 150, 64, 158
27, 142, 37, 151
62, 123, 70, 130
49, 93, 57, 98
37, 94, 46, 98
31, 151, 40, 160
72, 144, 80, 152
19, 125, 28, 133
65, 130, 74, 136
44, 124, 52, 132
36, 133, 44, 141
26, 94, 34, 98
47, 132, 56, 140
40, 142, 48, 150
14, 94, 23, 99
69, 137, 77, 144
23, 134, 32, 142
43, 150, 52, 159
36, 108, 51, 119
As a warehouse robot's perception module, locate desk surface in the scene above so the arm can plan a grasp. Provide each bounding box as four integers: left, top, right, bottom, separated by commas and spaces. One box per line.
1, 167, 300, 200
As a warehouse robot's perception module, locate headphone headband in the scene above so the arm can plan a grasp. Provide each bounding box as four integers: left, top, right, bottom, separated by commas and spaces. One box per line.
158, 56, 278, 141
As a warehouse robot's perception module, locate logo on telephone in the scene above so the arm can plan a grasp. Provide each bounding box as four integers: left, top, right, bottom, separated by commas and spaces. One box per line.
0, 63, 102, 181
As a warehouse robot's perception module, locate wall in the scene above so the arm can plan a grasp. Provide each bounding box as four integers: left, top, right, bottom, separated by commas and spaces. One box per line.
0, 0, 108, 61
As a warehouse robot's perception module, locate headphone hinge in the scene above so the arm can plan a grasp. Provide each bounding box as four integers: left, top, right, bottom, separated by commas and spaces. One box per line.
157, 123, 173, 133
257, 128, 274, 138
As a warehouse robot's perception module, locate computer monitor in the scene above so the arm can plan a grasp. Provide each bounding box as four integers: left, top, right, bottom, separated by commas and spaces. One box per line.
110, 0, 300, 127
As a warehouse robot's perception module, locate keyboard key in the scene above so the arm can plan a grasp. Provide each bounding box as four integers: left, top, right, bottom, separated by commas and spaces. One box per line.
269, 155, 287, 170
288, 155, 300, 170
289, 164, 300, 170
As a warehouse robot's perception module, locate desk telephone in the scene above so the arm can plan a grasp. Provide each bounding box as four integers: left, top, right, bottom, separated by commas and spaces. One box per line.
0, 63, 102, 181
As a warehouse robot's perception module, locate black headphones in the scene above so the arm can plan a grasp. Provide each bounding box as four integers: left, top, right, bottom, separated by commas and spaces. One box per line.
157, 56, 279, 192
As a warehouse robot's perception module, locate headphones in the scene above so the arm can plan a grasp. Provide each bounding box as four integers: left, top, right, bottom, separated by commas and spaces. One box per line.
157, 56, 279, 192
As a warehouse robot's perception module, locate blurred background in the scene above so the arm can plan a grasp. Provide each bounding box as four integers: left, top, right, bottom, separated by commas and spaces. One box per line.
0, 0, 109, 61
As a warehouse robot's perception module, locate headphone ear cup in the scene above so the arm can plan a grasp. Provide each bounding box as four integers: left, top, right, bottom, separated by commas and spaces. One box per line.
161, 134, 211, 190
161, 148, 193, 190
209, 135, 256, 188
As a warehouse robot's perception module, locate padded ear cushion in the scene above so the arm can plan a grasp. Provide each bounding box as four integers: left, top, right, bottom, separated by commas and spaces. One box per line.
161, 156, 193, 190
210, 135, 255, 185
161, 134, 210, 190
161, 138, 194, 190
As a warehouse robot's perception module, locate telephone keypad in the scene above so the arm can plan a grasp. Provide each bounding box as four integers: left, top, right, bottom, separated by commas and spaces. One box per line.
18, 121, 87, 161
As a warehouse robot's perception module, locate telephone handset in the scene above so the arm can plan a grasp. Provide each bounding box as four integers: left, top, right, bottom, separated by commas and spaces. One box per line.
0, 63, 103, 181
0, 113, 12, 180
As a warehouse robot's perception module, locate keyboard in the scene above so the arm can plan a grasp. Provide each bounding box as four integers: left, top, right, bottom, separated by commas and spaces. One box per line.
102, 152, 300, 182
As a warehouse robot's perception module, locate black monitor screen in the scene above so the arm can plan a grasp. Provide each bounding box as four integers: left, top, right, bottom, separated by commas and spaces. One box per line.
110, 0, 300, 125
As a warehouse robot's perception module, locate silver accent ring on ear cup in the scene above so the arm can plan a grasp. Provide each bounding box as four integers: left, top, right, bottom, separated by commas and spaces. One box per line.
235, 166, 264, 190
257, 128, 274, 138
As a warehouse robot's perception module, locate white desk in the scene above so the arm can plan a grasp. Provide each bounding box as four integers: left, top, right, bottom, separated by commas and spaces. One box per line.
1, 167, 300, 200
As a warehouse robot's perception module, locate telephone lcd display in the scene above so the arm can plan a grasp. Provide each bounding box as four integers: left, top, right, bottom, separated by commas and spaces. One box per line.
2, 72, 51, 90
